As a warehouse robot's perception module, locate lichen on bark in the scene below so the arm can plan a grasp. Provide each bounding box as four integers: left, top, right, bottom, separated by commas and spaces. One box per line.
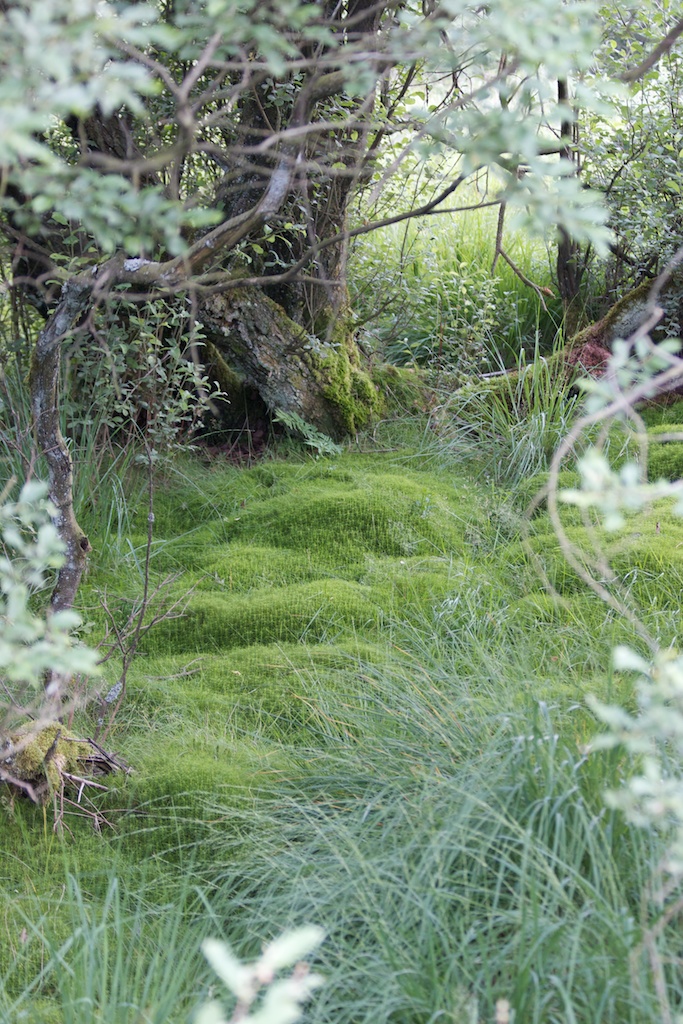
199, 288, 381, 437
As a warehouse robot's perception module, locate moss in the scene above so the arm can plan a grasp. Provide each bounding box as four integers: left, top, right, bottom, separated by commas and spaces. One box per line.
648, 442, 683, 482
318, 349, 381, 434
140, 578, 381, 654
110, 733, 297, 858
196, 545, 334, 592
369, 364, 433, 416
645, 424, 683, 482
222, 475, 464, 562
114, 638, 388, 751
499, 502, 683, 621
512, 470, 581, 514
299, 305, 380, 433
13, 998, 64, 1024
203, 341, 244, 395
359, 555, 456, 608
640, 399, 683, 427
6, 724, 92, 793
493, 532, 587, 598
608, 528, 683, 609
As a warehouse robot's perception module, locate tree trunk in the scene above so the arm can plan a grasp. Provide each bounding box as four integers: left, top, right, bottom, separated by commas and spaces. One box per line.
199, 289, 379, 437
29, 280, 93, 619
570, 271, 683, 356
556, 79, 584, 337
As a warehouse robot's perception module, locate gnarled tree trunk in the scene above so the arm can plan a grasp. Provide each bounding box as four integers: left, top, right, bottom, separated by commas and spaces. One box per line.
199, 289, 379, 437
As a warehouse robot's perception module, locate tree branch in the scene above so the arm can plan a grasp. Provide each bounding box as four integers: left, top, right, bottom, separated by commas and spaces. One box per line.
29, 277, 94, 618
620, 16, 683, 83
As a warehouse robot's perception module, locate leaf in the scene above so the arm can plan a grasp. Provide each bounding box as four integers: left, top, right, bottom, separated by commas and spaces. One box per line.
260, 926, 325, 973
201, 939, 253, 1002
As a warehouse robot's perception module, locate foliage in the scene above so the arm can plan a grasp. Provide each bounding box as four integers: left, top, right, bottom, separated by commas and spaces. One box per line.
557, 331, 683, 868
0, 481, 99, 716
0, 0, 625, 631
0, 0, 212, 255
272, 410, 343, 457
64, 298, 223, 452
418, 344, 581, 486
543, 267, 683, 1020
0, 0, 613, 277
349, 192, 561, 370
197, 927, 324, 1024
0, 481, 100, 806
590, 646, 683, 875
558, 2, 683, 319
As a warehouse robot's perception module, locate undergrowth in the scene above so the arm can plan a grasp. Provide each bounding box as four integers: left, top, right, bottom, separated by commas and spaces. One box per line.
348, 206, 562, 370
2, 403, 683, 1022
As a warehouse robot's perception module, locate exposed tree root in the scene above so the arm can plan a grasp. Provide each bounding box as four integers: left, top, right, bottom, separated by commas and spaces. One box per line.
1, 723, 130, 829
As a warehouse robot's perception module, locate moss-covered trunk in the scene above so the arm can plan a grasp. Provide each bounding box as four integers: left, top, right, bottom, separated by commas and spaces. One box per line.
199, 289, 380, 437
571, 273, 683, 351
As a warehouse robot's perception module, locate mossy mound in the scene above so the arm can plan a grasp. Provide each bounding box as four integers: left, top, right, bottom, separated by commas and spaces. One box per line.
120, 642, 387, 743
359, 555, 457, 609
71, 451, 683, 847
196, 544, 338, 592
609, 537, 683, 610
222, 478, 463, 562
108, 732, 297, 859
511, 470, 581, 514
640, 399, 683, 427
12, 998, 64, 1024
141, 579, 381, 654
646, 425, 683, 482
500, 532, 588, 597
370, 364, 434, 417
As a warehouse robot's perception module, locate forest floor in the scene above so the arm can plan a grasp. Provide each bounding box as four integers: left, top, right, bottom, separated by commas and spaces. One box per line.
2, 415, 683, 1024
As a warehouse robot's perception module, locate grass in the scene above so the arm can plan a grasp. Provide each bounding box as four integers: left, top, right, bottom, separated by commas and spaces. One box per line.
348, 201, 562, 370
3, 391, 683, 1020
2, 872, 214, 1024
204, 724, 659, 1024
413, 343, 582, 488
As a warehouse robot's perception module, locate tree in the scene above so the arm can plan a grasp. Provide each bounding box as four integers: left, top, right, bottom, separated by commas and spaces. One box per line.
555, 1, 683, 335
0, 0, 613, 610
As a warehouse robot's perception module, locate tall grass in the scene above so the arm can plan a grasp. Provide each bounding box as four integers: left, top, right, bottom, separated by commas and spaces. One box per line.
348, 203, 562, 370
199, 661, 664, 1024
411, 342, 581, 488
0, 361, 141, 524
0, 871, 213, 1024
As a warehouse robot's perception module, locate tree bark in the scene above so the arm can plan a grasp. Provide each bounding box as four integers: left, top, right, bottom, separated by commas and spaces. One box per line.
199, 289, 379, 437
556, 79, 583, 337
29, 280, 93, 616
570, 271, 683, 353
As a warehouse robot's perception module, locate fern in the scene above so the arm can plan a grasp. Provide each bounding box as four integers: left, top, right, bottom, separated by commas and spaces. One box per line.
273, 409, 343, 456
